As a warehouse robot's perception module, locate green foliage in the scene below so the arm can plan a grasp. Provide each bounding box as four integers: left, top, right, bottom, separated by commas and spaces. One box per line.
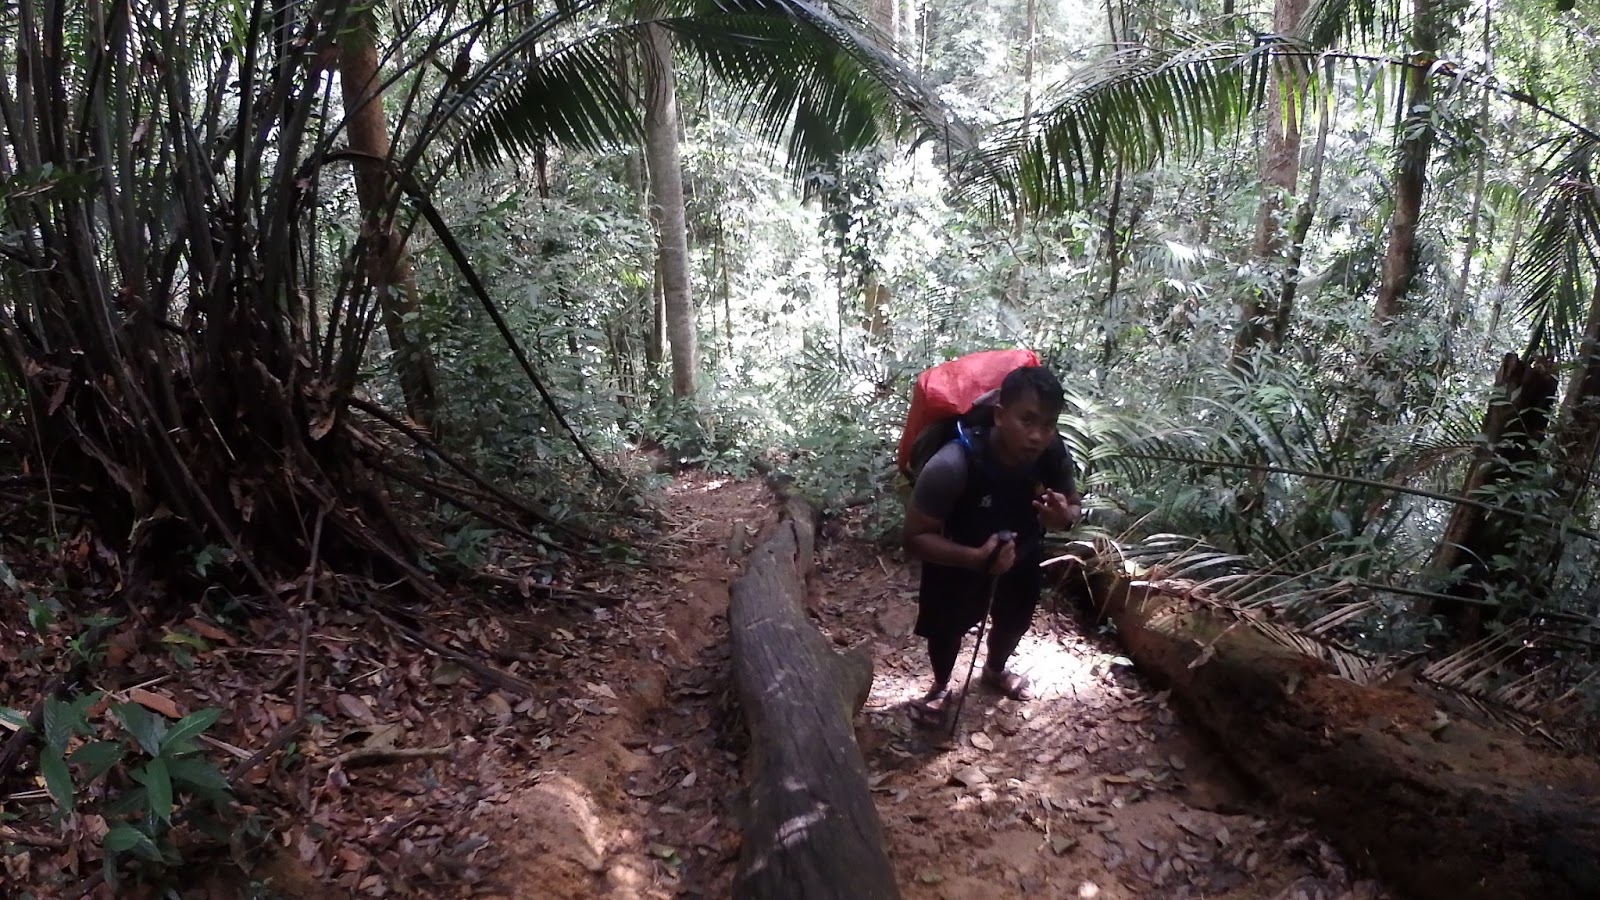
34, 689, 233, 888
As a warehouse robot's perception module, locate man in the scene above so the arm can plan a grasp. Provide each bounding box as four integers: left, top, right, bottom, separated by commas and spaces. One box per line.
903, 365, 1080, 725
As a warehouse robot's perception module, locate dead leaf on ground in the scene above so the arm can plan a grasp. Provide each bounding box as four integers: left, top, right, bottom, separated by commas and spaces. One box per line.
129, 688, 183, 719
587, 682, 618, 701
950, 767, 988, 788
970, 732, 995, 752
431, 663, 465, 686
1050, 835, 1078, 856
484, 692, 513, 724
336, 694, 376, 725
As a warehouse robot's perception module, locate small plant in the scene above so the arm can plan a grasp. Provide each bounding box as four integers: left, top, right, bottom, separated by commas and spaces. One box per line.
38, 692, 233, 889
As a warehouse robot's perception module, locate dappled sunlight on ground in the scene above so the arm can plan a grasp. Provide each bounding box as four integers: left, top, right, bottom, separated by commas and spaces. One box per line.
810, 514, 1391, 900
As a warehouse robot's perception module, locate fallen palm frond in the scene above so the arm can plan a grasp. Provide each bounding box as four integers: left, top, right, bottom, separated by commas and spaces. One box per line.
1072, 532, 1595, 741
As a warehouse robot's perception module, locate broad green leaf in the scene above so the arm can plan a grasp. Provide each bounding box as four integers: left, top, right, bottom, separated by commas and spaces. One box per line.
167, 757, 233, 805
113, 703, 167, 757
70, 740, 125, 783
0, 706, 29, 732
134, 758, 173, 823
160, 708, 221, 757
43, 697, 78, 752
103, 824, 162, 860
40, 748, 74, 812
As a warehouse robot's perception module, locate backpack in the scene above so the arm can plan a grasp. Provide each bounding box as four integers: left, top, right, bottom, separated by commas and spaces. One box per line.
897, 348, 1041, 482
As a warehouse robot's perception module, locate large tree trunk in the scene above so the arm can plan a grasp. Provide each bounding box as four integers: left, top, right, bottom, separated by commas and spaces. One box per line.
1231, 0, 1310, 367
728, 498, 900, 900
339, 26, 441, 429
1081, 565, 1600, 900
643, 19, 698, 399
1425, 353, 1558, 640
1371, 0, 1437, 325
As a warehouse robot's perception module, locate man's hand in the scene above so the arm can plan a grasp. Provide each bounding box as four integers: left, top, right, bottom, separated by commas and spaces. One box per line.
974, 532, 1016, 575
1033, 490, 1081, 531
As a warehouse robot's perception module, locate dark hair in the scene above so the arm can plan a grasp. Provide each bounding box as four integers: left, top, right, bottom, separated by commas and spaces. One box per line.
998, 365, 1064, 415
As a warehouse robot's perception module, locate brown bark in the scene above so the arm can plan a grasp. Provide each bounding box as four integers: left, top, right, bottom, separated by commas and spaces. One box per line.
867, 0, 899, 50
728, 498, 899, 900
1232, 0, 1310, 366
643, 19, 697, 399
1273, 69, 1331, 348
1372, 0, 1437, 325
339, 29, 440, 429
1083, 567, 1600, 900
1426, 354, 1558, 639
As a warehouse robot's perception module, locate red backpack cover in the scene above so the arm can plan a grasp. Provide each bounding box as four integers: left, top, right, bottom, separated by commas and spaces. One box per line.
896, 348, 1041, 478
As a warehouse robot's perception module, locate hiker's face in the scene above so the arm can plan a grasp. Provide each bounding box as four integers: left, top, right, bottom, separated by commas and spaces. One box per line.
993, 390, 1057, 466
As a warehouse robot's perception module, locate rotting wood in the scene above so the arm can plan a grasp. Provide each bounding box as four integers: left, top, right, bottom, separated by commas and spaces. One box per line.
728, 497, 900, 900
1082, 563, 1600, 900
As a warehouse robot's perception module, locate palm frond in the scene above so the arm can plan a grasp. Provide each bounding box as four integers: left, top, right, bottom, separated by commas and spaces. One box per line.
451, 31, 642, 169
1294, 0, 1406, 50
957, 37, 1310, 216
1514, 134, 1600, 358
663, 0, 970, 171
441, 0, 964, 179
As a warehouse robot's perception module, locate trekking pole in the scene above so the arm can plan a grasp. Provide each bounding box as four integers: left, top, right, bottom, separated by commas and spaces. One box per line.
948, 531, 1015, 740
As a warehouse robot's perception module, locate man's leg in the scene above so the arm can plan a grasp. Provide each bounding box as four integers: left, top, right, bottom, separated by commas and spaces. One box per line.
981, 566, 1040, 699
927, 631, 963, 691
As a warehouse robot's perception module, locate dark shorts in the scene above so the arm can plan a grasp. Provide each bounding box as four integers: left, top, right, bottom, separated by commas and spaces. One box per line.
914, 557, 1042, 641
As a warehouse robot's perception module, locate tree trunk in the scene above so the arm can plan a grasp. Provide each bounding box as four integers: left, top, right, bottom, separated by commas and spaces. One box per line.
1082, 566, 1600, 900
1004, 0, 1038, 307
643, 19, 697, 399
1425, 353, 1558, 640
1273, 66, 1331, 349
339, 26, 441, 429
729, 498, 900, 900
1371, 0, 1437, 325
1231, 0, 1310, 367
867, 0, 899, 49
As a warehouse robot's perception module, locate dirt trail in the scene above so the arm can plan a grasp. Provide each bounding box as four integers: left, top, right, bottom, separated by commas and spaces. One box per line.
1, 472, 1394, 900
491, 478, 1390, 900
808, 506, 1390, 900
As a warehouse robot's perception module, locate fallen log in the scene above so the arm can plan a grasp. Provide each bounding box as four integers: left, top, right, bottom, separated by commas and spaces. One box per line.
1084, 566, 1600, 900
728, 497, 900, 900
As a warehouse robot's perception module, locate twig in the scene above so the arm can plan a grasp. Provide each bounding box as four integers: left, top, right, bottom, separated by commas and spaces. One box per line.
227, 719, 307, 786
0, 826, 67, 849
321, 745, 453, 770
374, 612, 537, 697
294, 508, 325, 809
363, 453, 576, 555
66, 871, 106, 900
347, 395, 594, 543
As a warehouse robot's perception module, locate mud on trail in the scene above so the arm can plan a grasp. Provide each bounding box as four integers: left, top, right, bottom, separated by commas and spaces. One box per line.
0, 472, 1388, 899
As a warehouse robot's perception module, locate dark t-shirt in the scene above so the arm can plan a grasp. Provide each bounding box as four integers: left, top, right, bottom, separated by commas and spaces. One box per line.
911, 439, 1076, 525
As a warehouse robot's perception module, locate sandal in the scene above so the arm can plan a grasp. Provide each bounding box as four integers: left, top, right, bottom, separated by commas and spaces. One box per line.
980, 668, 1034, 701
910, 687, 954, 727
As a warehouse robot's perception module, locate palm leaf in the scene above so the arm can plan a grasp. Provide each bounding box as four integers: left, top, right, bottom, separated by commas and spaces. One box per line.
1295, 0, 1406, 50
440, 0, 964, 179
1515, 134, 1600, 358
957, 37, 1305, 216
